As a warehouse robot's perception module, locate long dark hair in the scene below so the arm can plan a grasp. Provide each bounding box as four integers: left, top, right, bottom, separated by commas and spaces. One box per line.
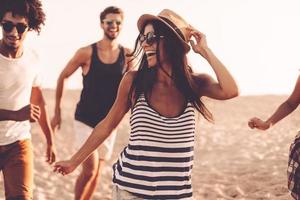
128, 20, 213, 121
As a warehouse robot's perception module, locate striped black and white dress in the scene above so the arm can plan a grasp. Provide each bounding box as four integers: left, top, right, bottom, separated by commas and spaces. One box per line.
113, 94, 196, 199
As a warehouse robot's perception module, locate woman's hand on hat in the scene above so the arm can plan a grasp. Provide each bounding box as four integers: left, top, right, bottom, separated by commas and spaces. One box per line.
189, 29, 209, 58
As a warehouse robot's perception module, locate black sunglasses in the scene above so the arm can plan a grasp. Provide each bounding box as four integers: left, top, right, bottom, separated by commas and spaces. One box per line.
1, 21, 28, 34
139, 32, 164, 46
102, 19, 122, 26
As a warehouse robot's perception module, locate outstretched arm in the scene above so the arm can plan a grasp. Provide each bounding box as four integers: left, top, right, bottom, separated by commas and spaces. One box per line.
249, 75, 300, 130
31, 87, 56, 164
51, 47, 90, 131
54, 71, 135, 175
189, 28, 239, 100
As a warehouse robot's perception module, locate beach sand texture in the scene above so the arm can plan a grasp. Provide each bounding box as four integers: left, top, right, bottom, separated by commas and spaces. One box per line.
0, 90, 298, 200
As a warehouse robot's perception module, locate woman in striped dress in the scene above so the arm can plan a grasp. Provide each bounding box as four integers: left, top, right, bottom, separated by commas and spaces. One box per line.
54, 9, 239, 199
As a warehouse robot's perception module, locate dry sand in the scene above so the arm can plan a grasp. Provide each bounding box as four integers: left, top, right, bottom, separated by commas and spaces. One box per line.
0, 89, 298, 200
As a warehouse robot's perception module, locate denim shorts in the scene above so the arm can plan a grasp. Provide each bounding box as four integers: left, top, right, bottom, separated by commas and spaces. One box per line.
112, 185, 143, 200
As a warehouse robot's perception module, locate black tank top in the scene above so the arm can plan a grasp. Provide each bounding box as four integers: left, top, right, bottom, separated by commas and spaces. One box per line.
75, 43, 126, 128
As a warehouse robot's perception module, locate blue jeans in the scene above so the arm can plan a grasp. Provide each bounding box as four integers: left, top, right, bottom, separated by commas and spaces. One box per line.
112, 185, 143, 200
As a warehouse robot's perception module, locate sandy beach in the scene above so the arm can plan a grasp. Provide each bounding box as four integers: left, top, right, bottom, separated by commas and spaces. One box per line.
0, 89, 298, 200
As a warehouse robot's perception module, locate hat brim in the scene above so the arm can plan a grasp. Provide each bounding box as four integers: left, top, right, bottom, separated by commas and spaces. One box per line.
137, 14, 190, 52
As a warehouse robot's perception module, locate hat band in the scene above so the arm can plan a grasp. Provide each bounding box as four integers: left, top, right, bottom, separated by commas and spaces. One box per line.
158, 16, 186, 42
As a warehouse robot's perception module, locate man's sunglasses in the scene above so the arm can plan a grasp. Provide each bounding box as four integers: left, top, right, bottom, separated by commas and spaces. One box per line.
102, 19, 122, 26
1, 21, 28, 34
139, 32, 164, 46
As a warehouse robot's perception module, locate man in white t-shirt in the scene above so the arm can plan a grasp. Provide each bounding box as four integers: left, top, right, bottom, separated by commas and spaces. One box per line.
0, 0, 56, 199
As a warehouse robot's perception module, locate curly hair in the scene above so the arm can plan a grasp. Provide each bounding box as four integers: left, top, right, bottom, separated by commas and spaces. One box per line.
0, 0, 46, 34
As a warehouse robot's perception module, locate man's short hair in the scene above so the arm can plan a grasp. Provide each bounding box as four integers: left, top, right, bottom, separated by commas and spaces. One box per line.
0, 0, 46, 34
100, 6, 124, 22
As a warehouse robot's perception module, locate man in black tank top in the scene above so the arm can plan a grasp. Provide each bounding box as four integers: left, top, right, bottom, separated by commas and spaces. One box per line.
51, 6, 135, 200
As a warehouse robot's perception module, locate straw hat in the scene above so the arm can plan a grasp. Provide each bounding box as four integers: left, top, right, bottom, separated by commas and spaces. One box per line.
137, 9, 192, 52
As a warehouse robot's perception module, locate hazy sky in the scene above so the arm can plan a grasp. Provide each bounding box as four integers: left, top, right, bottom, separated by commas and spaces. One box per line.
18, 0, 300, 95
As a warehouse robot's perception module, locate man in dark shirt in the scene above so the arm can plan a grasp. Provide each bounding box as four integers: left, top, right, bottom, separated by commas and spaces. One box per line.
51, 6, 134, 200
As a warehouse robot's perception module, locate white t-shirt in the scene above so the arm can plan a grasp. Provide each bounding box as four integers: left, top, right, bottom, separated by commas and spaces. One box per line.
0, 48, 42, 145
